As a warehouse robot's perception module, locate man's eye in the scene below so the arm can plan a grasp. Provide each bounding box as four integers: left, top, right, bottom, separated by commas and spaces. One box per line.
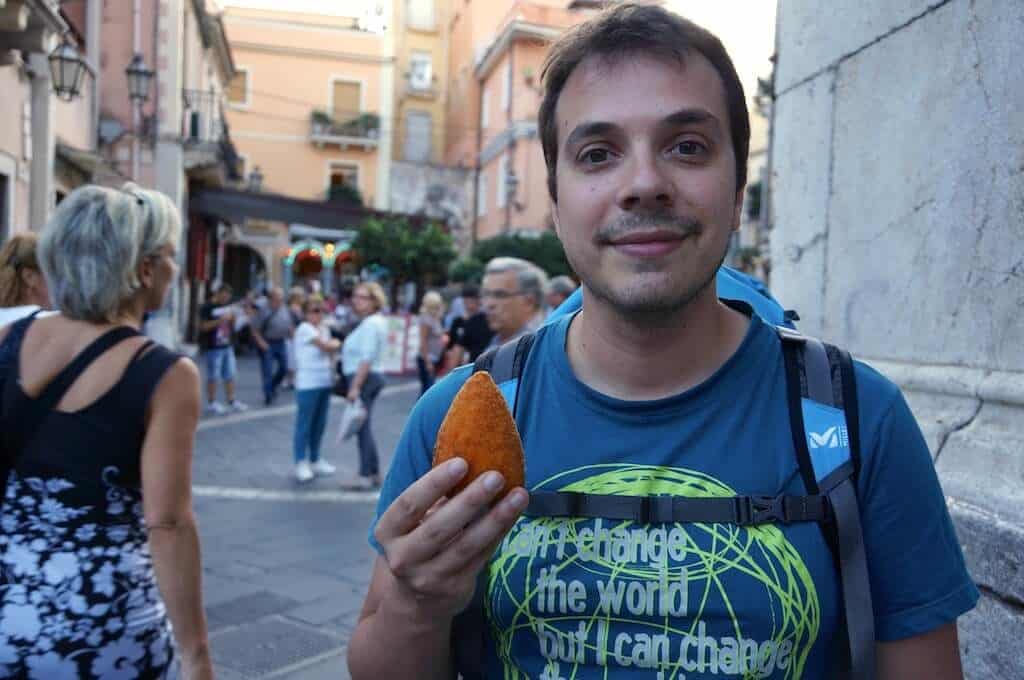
580, 148, 611, 165
672, 140, 706, 157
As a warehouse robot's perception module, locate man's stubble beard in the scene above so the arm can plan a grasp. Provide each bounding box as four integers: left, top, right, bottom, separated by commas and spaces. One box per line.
569, 239, 729, 329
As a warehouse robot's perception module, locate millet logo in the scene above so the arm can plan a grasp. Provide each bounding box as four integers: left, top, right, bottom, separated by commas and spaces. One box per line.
808, 425, 849, 450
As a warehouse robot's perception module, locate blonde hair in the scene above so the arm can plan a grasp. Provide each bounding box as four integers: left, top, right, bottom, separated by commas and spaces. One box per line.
419, 290, 444, 319
0, 233, 41, 307
356, 281, 388, 312
38, 183, 181, 322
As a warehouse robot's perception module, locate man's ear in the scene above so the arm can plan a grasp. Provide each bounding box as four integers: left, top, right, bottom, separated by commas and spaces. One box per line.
732, 186, 745, 233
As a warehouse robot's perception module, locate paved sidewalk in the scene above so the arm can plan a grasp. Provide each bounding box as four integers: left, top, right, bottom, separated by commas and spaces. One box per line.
193, 356, 420, 679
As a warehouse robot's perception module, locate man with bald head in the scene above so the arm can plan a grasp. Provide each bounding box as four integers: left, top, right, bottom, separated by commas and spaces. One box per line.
253, 286, 294, 406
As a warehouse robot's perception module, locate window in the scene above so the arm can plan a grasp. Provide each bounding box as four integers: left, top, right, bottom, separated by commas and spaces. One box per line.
328, 163, 361, 203
406, 0, 435, 30
497, 155, 508, 209
501, 60, 511, 112
409, 52, 433, 91
403, 111, 433, 163
331, 80, 362, 122
329, 163, 360, 190
477, 170, 487, 217
480, 90, 489, 129
227, 68, 250, 107
236, 154, 248, 181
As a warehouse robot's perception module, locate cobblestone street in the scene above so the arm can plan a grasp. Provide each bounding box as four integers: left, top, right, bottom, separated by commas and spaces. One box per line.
195, 355, 418, 678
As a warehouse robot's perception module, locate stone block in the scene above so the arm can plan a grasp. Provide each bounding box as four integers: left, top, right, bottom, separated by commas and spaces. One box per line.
897, 388, 980, 460
769, 69, 835, 337
821, 0, 1024, 368
958, 593, 1024, 680
210, 617, 342, 677
776, 0, 941, 91
949, 500, 1024, 604
937, 402, 1024, 526
206, 590, 302, 630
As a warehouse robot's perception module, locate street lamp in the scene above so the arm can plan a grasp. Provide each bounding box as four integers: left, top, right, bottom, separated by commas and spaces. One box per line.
48, 36, 87, 102
248, 166, 264, 192
125, 53, 154, 103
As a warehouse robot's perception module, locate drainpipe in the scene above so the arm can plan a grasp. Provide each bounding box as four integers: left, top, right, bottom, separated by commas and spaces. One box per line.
503, 41, 515, 233
87, 0, 101, 154
132, 0, 142, 181
471, 79, 483, 249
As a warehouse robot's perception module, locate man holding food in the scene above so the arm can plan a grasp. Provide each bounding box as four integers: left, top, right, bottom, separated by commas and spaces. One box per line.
347, 5, 976, 679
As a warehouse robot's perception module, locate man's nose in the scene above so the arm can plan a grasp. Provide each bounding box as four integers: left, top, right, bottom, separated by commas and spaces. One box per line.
617, 149, 674, 212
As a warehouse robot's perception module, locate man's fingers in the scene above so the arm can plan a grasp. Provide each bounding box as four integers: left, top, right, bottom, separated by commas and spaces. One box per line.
387, 471, 514, 569
375, 458, 468, 543
433, 487, 529, 575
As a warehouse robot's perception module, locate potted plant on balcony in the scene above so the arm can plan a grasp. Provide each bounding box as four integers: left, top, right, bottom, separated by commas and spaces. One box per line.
311, 109, 333, 136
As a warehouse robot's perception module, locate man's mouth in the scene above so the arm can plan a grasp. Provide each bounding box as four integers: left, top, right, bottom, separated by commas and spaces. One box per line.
607, 230, 690, 257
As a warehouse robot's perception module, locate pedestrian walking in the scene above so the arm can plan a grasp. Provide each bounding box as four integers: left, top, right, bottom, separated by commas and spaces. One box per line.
348, 5, 976, 679
445, 283, 493, 366
281, 286, 306, 391
198, 283, 247, 414
292, 296, 341, 483
252, 286, 294, 406
0, 233, 52, 326
339, 282, 388, 490
0, 183, 213, 679
416, 290, 447, 395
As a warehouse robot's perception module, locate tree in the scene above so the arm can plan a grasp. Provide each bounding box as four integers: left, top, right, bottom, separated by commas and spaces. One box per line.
353, 217, 457, 300
448, 256, 484, 283
471, 232, 573, 278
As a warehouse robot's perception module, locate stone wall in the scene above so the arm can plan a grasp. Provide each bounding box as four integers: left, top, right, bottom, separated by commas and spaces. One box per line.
388, 161, 474, 253
770, 0, 1024, 675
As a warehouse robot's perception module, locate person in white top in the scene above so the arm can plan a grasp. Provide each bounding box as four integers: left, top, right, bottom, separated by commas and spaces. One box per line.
0, 233, 52, 326
292, 296, 341, 483
416, 290, 447, 396
340, 281, 389, 489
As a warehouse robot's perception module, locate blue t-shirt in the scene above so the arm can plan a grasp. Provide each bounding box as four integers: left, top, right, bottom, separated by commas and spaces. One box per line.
371, 312, 978, 679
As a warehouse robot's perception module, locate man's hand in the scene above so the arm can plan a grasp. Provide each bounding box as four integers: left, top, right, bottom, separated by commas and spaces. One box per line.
373, 457, 528, 623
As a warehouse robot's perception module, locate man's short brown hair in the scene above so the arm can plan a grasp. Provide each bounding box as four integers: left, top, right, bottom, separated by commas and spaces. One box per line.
538, 3, 751, 202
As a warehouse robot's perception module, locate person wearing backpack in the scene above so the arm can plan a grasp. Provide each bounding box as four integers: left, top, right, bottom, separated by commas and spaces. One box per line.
347, 5, 977, 680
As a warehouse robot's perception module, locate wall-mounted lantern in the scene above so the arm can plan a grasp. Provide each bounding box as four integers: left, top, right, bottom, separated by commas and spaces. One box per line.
125, 53, 154, 103
48, 36, 87, 101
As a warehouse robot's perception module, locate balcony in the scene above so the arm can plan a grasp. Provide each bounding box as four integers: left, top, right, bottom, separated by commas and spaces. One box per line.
182, 89, 241, 186
309, 110, 380, 150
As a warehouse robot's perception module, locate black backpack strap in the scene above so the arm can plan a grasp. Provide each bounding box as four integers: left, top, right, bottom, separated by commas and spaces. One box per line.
454, 333, 536, 680
779, 327, 874, 680
526, 491, 831, 525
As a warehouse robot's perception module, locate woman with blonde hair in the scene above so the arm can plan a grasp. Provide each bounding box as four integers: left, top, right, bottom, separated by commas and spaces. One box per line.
340, 281, 389, 489
0, 232, 51, 325
0, 184, 212, 678
416, 290, 447, 395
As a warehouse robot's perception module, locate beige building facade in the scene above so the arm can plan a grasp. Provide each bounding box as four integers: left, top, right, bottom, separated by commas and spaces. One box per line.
392, 0, 449, 165
223, 5, 395, 210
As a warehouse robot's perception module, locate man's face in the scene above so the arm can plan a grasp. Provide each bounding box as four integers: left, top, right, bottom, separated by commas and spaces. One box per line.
216, 288, 231, 305
463, 295, 481, 315
482, 271, 535, 339
551, 53, 743, 321
270, 290, 284, 308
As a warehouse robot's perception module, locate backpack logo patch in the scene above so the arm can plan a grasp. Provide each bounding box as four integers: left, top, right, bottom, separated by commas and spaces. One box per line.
801, 398, 852, 481
808, 425, 849, 449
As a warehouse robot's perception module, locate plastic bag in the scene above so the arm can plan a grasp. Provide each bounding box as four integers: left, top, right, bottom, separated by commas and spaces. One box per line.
336, 398, 367, 443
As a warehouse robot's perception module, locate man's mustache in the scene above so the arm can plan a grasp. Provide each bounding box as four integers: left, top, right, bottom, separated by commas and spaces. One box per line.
595, 213, 703, 244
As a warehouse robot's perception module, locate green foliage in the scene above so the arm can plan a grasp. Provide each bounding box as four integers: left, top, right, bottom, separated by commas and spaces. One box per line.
471, 231, 573, 278
448, 256, 484, 283
353, 217, 456, 287
327, 182, 363, 207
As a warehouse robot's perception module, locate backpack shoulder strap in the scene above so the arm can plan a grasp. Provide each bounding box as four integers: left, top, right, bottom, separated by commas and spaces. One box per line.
778, 326, 874, 680
454, 332, 537, 680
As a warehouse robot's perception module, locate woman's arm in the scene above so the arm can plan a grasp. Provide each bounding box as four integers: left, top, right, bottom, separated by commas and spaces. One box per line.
347, 359, 371, 402
141, 358, 213, 680
418, 321, 433, 375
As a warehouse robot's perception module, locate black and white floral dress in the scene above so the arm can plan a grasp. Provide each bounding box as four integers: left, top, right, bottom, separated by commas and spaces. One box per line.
0, 318, 184, 679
